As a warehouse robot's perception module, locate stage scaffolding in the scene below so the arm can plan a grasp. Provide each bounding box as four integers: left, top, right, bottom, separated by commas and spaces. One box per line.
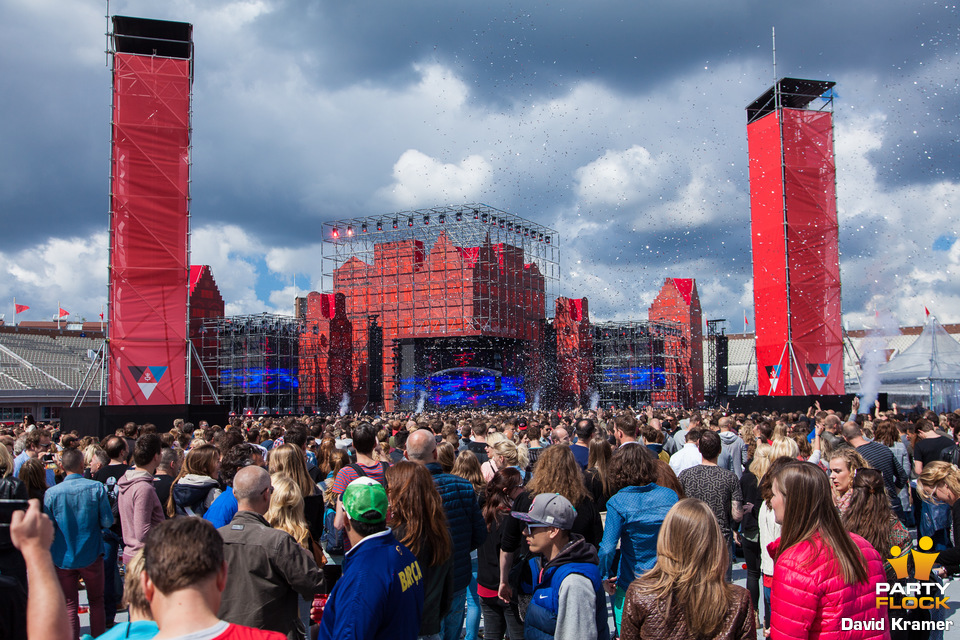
198, 314, 303, 414
321, 204, 560, 410
593, 320, 684, 408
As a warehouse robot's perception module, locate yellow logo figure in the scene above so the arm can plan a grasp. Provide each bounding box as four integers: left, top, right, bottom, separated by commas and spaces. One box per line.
888, 537, 940, 581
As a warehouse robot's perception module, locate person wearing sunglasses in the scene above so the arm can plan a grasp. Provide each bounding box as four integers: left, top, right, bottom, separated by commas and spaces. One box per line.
512, 493, 609, 640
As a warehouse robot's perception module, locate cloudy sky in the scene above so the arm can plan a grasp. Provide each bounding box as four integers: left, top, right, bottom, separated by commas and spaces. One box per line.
1, 0, 957, 332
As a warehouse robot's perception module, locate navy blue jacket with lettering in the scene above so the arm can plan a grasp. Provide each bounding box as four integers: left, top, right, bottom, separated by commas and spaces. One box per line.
426, 462, 486, 591
317, 528, 424, 640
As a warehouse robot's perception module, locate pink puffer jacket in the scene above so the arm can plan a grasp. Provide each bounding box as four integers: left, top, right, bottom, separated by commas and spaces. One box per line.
769, 532, 889, 640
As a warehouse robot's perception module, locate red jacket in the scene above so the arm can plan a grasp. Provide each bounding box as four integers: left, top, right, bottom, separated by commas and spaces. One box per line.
768, 532, 889, 640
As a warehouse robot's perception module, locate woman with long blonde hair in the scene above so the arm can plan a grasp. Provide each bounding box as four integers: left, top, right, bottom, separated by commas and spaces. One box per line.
451, 449, 485, 495
621, 498, 754, 639
386, 461, 453, 639
266, 474, 325, 565
269, 443, 317, 498
481, 432, 508, 482
917, 461, 960, 574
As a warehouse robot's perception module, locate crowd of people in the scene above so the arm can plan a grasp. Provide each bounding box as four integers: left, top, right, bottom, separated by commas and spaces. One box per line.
1, 400, 959, 640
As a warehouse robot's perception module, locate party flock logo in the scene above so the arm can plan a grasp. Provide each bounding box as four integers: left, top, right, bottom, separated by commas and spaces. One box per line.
842, 536, 952, 633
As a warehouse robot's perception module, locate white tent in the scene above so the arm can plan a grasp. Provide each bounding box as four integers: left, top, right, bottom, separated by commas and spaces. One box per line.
876, 317, 960, 411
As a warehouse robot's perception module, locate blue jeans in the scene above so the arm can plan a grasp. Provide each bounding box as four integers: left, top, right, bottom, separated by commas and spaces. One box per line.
465, 554, 481, 640
763, 585, 772, 630
441, 587, 467, 640
102, 530, 122, 626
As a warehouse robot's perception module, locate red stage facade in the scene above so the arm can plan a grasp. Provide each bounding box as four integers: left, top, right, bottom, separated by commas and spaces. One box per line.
747, 79, 844, 396
298, 292, 353, 411
322, 206, 559, 411
555, 297, 592, 407
648, 278, 704, 405
189, 266, 224, 404
107, 17, 193, 406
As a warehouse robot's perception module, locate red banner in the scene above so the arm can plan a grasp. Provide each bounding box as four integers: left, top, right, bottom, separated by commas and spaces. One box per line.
108, 52, 191, 406
15, 304, 29, 314
748, 108, 844, 396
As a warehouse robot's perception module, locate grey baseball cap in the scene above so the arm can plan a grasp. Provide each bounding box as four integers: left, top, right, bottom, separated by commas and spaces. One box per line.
511, 493, 576, 530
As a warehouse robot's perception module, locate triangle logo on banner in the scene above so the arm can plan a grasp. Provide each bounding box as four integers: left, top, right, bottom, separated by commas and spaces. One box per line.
806, 363, 831, 391
765, 365, 782, 392
128, 365, 168, 400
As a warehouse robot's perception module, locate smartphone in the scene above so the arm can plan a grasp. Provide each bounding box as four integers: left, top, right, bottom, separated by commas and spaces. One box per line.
0, 499, 30, 528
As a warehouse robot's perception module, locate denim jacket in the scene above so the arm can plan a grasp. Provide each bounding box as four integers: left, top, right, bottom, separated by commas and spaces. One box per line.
44, 473, 113, 569
598, 483, 678, 590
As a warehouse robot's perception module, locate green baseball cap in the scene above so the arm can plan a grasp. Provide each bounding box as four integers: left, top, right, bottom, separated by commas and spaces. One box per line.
342, 476, 388, 524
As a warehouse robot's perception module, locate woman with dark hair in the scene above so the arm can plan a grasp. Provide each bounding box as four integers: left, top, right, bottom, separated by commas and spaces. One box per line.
621, 499, 755, 640
386, 461, 454, 640
769, 462, 888, 638
842, 468, 912, 577
512, 444, 602, 546
757, 455, 800, 636
19, 457, 48, 501
477, 467, 525, 640
598, 444, 679, 634
584, 437, 613, 512
168, 444, 221, 517
874, 420, 911, 524
437, 441, 456, 474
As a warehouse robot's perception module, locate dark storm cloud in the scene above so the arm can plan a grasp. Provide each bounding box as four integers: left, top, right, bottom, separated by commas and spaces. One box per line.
2, 0, 957, 326
254, 1, 943, 97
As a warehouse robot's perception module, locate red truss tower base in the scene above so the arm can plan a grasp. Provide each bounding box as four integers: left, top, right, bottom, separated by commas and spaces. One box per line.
747, 78, 844, 396
107, 16, 193, 406
648, 278, 703, 406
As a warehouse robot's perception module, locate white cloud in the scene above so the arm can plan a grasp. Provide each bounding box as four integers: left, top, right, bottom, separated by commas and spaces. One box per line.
0, 232, 108, 321
380, 150, 492, 208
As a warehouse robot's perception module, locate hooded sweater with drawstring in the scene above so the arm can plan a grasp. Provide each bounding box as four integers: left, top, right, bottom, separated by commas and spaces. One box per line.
117, 469, 165, 564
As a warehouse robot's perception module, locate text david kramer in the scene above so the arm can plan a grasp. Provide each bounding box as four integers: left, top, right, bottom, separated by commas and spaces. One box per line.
841, 619, 953, 632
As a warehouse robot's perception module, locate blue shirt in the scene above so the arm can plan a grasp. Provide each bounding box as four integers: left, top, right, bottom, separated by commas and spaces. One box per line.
203, 486, 237, 528
598, 483, 678, 589
44, 473, 113, 569
13, 451, 56, 486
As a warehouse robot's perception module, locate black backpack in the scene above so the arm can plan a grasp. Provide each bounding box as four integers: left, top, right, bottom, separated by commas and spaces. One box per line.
347, 463, 388, 489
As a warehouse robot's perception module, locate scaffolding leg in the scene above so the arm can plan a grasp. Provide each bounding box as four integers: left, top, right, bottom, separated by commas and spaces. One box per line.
191, 341, 220, 404
73, 341, 106, 407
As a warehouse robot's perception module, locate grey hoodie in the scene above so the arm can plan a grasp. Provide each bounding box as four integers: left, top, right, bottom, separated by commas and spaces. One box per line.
718, 431, 745, 479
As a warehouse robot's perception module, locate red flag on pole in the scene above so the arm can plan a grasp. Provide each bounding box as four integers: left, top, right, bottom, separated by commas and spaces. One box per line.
925, 306, 930, 317
15, 304, 29, 314
58, 308, 69, 318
